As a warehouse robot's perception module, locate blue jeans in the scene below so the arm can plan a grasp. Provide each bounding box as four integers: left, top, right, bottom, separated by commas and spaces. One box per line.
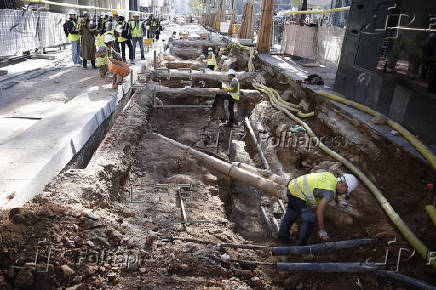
278, 191, 315, 246
71, 40, 82, 65
131, 37, 144, 59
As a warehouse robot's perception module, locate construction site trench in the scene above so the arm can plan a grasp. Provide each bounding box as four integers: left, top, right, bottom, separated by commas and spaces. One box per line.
1, 30, 435, 289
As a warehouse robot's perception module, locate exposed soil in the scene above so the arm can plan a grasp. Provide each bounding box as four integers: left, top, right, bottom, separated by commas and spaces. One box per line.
0, 27, 435, 290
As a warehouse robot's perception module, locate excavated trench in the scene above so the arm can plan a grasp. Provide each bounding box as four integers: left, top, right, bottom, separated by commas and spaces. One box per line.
136, 40, 436, 286
2, 34, 435, 289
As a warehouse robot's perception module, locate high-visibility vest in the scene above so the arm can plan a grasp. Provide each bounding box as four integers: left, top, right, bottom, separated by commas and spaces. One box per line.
95, 31, 114, 50
96, 45, 114, 67
207, 52, 216, 67
229, 77, 240, 101
146, 25, 150, 31
131, 20, 143, 38
288, 172, 337, 208
117, 21, 128, 43
68, 20, 80, 42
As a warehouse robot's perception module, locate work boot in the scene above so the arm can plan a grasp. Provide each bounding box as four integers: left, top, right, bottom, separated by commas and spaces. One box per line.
225, 122, 233, 128
91, 60, 97, 69
141, 57, 145, 60
130, 60, 135, 65
82, 60, 87, 69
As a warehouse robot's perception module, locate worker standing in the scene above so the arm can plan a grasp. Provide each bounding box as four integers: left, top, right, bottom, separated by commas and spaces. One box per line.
65, 10, 81, 66
277, 172, 359, 245
207, 47, 216, 71
111, 11, 120, 52
211, 69, 240, 127
130, 12, 146, 60
115, 22, 134, 64
79, 11, 97, 69
95, 34, 123, 88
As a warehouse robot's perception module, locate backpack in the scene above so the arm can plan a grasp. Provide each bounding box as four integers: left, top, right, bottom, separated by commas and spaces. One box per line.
121, 22, 131, 39
63, 21, 69, 37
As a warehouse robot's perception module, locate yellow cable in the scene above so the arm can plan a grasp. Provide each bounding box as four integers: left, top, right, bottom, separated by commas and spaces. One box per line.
318, 90, 436, 170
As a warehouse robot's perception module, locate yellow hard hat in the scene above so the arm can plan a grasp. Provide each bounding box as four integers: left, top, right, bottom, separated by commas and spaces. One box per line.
112, 10, 118, 16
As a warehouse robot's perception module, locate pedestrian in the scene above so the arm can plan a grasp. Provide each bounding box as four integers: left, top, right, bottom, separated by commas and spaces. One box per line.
207, 47, 216, 70
130, 12, 145, 60
79, 11, 97, 69
211, 69, 240, 127
277, 172, 359, 245
65, 10, 81, 65
95, 34, 123, 89
115, 21, 134, 64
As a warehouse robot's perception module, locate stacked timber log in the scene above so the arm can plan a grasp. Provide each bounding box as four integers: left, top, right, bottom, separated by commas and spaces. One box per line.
238, 2, 255, 39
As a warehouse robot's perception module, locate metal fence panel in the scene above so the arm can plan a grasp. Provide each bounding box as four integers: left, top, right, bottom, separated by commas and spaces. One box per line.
0, 9, 68, 58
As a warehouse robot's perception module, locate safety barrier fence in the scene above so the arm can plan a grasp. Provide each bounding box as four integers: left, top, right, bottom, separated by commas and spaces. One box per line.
0, 9, 68, 58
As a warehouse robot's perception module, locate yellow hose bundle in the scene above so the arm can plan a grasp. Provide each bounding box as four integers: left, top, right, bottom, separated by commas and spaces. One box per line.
224, 39, 436, 267
318, 90, 436, 170
252, 80, 436, 268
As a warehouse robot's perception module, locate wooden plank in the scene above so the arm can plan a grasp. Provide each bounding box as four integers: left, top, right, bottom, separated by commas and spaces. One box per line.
257, 0, 275, 53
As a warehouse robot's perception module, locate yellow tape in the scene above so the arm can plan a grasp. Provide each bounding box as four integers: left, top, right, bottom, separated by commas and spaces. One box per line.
21, 0, 153, 14
278, 6, 350, 16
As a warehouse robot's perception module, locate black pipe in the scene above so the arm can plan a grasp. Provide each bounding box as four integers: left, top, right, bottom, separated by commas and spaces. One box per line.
376, 270, 436, 290
276, 262, 379, 272
272, 238, 377, 256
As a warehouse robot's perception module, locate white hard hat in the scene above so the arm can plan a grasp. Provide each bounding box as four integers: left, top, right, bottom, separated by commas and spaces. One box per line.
68, 9, 77, 15
228, 69, 236, 75
208, 47, 213, 51
82, 10, 89, 16
133, 12, 140, 17
338, 173, 358, 198
104, 34, 115, 43
115, 25, 123, 33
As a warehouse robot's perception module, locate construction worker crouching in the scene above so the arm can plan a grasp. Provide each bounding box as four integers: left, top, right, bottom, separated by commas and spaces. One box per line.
211, 69, 239, 127
207, 47, 216, 71
277, 172, 358, 245
95, 34, 124, 89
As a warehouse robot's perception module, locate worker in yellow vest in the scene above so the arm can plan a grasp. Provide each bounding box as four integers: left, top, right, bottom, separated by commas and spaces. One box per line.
65, 10, 82, 65
130, 12, 146, 60
211, 69, 239, 127
95, 34, 123, 88
115, 21, 134, 64
278, 172, 359, 245
207, 47, 216, 70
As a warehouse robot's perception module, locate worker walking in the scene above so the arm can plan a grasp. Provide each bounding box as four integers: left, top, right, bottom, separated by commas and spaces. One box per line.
130, 12, 146, 60
211, 69, 240, 127
207, 47, 216, 71
65, 10, 81, 65
277, 172, 359, 245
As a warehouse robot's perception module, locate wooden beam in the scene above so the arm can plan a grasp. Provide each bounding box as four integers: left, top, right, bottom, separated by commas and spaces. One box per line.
256, 0, 275, 53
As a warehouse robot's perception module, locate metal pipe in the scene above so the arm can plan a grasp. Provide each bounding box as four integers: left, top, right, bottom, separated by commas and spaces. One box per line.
375, 270, 436, 290
244, 117, 270, 171
276, 262, 379, 273
271, 217, 280, 232
260, 206, 272, 235
272, 239, 377, 256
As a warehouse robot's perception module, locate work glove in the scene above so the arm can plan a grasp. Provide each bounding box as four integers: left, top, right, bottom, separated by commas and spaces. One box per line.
318, 229, 329, 241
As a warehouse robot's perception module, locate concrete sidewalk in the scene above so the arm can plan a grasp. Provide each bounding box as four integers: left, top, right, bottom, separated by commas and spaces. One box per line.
0, 35, 163, 208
